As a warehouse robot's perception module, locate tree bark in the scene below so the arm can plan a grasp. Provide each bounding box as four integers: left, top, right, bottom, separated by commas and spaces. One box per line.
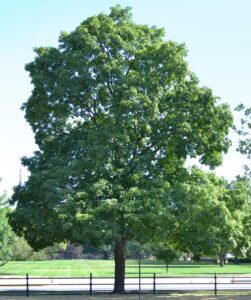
219, 253, 225, 267
114, 238, 127, 293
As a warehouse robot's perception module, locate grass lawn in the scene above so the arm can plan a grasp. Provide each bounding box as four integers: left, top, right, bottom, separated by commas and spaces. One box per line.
0, 260, 251, 277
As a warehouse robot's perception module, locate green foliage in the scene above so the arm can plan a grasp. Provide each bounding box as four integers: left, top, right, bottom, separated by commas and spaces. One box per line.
45, 242, 67, 259
11, 236, 67, 261
126, 241, 153, 258
0, 185, 15, 266
169, 168, 251, 260
10, 236, 33, 261
29, 249, 48, 261
235, 104, 251, 175
9, 7, 233, 287
10, 5, 232, 251
152, 243, 179, 269
0, 179, 67, 263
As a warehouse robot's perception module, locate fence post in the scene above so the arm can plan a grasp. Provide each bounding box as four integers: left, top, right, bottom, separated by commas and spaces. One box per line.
26, 273, 29, 297
153, 273, 156, 294
214, 273, 217, 295
89, 273, 92, 296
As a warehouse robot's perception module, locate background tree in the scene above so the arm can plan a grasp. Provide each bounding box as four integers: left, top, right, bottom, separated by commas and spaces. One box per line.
152, 243, 179, 273
10, 236, 33, 261
170, 168, 251, 267
44, 242, 67, 259
99, 245, 113, 260
0, 182, 15, 266
227, 176, 251, 262
10, 237, 67, 261
9, 5, 232, 292
62, 242, 84, 259
126, 241, 152, 259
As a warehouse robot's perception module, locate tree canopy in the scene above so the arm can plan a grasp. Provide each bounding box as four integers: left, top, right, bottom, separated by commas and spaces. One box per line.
169, 168, 251, 266
9, 5, 233, 292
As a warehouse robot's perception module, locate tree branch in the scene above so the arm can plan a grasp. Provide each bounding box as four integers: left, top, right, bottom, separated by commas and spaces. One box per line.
107, 78, 113, 97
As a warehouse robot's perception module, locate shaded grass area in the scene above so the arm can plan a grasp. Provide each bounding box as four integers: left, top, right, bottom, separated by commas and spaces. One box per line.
0, 260, 251, 277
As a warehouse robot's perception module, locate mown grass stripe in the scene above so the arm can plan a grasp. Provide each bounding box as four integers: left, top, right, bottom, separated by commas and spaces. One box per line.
1, 260, 251, 277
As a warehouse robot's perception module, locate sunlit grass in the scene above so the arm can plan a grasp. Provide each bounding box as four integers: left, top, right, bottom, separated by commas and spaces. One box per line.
0, 259, 251, 277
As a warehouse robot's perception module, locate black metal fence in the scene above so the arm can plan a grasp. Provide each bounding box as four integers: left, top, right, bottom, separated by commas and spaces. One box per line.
1, 273, 251, 297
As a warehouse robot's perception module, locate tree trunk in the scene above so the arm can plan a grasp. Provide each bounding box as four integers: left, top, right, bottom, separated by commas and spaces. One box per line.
219, 253, 225, 267
166, 263, 169, 273
114, 238, 127, 293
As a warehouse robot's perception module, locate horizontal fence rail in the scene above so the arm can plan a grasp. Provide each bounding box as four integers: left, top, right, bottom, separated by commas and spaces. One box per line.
1, 274, 251, 296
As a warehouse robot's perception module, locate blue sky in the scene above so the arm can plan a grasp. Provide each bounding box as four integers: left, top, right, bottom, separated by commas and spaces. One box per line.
0, 0, 250, 195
